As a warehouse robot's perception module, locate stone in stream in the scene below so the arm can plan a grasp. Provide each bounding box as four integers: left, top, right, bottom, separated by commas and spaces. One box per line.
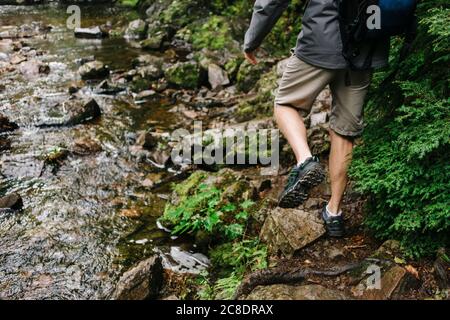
0, 114, 18, 133
124, 19, 148, 40
244, 284, 349, 300
37, 98, 101, 127
78, 60, 109, 80
260, 208, 326, 258
136, 131, 159, 150
0, 193, 23, 211
18, 59, 50, 79
112, 255, 163, 300
140, 33, 165, 51
208, 63, 230, 91
165, 61, 200, 90
71, 137, 102, 156
74, 26, 108, 39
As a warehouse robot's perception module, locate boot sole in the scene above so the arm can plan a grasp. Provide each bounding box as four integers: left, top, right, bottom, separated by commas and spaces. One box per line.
278, 164, 326, 208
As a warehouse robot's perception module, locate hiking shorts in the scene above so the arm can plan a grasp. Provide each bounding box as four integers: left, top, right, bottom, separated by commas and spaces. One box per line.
275, 55, 373, 137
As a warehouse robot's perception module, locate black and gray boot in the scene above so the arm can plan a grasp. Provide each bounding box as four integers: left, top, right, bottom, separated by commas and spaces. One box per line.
321, 205, 345, 238
278, 156, 325, 208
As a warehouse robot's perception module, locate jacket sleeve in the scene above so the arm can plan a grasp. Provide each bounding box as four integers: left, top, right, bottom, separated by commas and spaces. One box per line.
244, 0, 291, 53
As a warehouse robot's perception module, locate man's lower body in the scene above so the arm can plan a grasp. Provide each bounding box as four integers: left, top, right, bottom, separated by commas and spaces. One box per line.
274, 55, 372, 237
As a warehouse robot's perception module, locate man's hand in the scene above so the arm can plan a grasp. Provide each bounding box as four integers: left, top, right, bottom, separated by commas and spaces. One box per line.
244, 50, 258, 65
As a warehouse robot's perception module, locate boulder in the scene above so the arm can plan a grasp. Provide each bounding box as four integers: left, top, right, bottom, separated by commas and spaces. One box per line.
18, 59, 50, 79
165, 61, 200, 89
78, 60, 109, 80
140, 33, 165, 50
0, 193, 23, 211
112, 256, 163, 300
37, 98, 101, 127
260, 208, 326, 258
74, 26, 108, 39
124, 19, 148, 40
208, 63, 230, 90
245, 284, 349, 300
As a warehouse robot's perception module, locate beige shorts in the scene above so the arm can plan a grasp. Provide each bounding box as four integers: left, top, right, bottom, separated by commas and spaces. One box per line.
275, 55, 373, 137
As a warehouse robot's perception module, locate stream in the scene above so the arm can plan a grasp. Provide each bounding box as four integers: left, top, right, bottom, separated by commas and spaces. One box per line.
0, 4, 206, 299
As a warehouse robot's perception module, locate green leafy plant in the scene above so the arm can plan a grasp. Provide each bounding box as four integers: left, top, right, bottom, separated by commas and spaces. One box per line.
349, 3, 450, 258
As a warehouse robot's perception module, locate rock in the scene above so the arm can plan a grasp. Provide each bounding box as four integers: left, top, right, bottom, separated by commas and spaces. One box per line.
136, 131, 159, 150
310, 111, 328, 127
433, 248, 449, 290
245, 284, 349, 300
124, 19, 148, 40
140, 34, 165, 50
0, 193, 23, 211
132, 54, 164, 67
71, 137, 102, 155
74, 26, 108, 39
38, 98, 101, 127
236, 60, 270, 93
260, 208, 326, 258
360, 265, 421, 300
18, 59, 50, 79
78, 60, 109, 80
136, 90, 157, 100
208, 63, 230, 90
112, 256, 163, 300
136, 65, 163, 80
165, 61, 200, 89
0, 114, 18, 133
371, 240, 402, 260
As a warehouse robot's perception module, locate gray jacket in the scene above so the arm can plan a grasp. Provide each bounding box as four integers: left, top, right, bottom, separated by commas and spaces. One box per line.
244, 0, 390, 69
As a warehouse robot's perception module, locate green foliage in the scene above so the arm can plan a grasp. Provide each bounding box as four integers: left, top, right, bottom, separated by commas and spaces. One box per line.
190, 16, 235, 51
349, 3, 450, 258
198, 239, 268, 300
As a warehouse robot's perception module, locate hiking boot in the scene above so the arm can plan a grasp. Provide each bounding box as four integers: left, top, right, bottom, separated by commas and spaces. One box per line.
321, 205, 345, 238
278, 156, 325, 208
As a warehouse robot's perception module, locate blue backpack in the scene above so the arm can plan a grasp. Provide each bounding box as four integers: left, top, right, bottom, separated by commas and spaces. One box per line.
339, 0, 418, 69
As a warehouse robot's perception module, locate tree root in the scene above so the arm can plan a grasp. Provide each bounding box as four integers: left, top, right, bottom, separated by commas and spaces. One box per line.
233, 262, 364, 299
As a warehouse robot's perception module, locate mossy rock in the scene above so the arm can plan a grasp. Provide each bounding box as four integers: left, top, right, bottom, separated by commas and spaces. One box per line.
236, 66, 279, 121
165, 61, 200, 89
236, 60, 271, 93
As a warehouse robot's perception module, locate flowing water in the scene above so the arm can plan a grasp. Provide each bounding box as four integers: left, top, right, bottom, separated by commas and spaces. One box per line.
0, 4, 205, 299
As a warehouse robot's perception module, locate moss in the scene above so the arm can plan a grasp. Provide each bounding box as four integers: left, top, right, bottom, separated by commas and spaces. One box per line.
236, 60, 271, 93
165, 61, 200, 89
236, 66, 278, 121
190, 16, 236, 51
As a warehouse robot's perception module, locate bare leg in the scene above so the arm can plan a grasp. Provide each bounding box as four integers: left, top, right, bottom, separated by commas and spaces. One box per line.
274, 105, 312, 164
328, 129, 353, 214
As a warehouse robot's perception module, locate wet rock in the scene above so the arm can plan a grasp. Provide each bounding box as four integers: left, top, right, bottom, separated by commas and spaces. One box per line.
136, 65, 163, 80
0, 114, 18, 133
0, 193, 23, 211
132, 54, 164, 67
140, 34, 165, 51
124, 19, 148, 40
38, 98, 101, 127
71, 137, 102, 156
78, 60, 109, 80
18, 59, 49, 79
74, 26, 108, 39
112, 255, 163, 300
208, 63, 230, 90
165, 61, 200, 89
260, 208, 326, 258
136, 90, 158, 100
245, 284, 349, 300
136, 131, 159, 150
43, 146, 68, 165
